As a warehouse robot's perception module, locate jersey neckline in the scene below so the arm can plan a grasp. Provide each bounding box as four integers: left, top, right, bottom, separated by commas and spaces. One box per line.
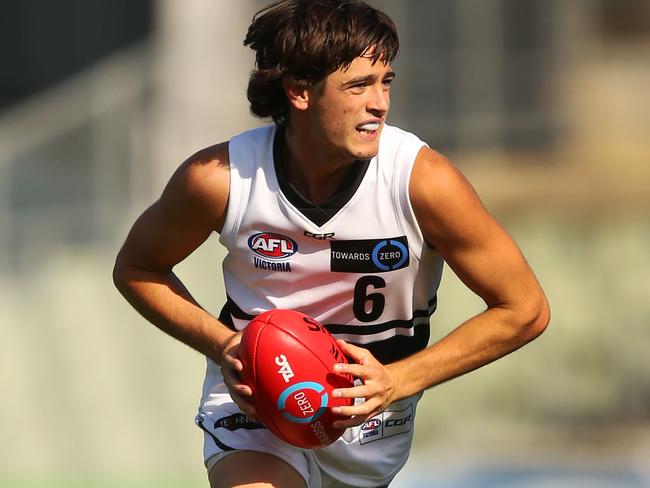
273, 124, 371, 227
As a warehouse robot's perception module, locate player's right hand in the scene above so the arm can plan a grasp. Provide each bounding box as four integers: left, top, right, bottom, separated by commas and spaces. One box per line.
219, 332, 259, 421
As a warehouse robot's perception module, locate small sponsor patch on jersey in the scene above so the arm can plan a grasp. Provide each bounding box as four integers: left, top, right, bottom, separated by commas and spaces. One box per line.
248, 232, 296, 272
304, 230, 336, 240
330, 236, 409, 273
248, 232, 298, 260
362, 418, 382, 430
214, 413, 264, 431
359, 404, 413, 445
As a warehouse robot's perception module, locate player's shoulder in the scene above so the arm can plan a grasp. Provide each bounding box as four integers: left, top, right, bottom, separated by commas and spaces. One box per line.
230, 123, 276, 144
182, 124, 273, 177
228, 124, 276, 172
174, 141, 230, 197
413, 145, 453, 173
411, 144, 471, 198
380, 124, 425, 146
409, 145, 484, 230
378, 124, 429, 169
157, 141, 231, 231
379, 124, 451, 173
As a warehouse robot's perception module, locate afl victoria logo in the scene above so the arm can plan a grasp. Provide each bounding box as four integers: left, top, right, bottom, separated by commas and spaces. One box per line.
248, 232, 298, 260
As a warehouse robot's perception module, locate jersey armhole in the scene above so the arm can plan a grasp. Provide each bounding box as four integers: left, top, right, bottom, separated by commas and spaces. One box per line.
219, 139, 250, 249
218, 125, 277, 250
393, 139, 428, 262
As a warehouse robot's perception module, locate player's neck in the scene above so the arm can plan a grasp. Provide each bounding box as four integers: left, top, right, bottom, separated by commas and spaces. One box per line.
283, 123, 355, 205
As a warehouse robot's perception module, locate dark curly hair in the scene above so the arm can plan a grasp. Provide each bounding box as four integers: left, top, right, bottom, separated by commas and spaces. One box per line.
243, 0, 399, 125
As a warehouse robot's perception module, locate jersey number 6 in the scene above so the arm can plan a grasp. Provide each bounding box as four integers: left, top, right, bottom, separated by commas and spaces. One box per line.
353, 276, 386, 322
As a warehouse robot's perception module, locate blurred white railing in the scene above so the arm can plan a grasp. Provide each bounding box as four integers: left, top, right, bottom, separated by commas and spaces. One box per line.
0, 43, 154, 277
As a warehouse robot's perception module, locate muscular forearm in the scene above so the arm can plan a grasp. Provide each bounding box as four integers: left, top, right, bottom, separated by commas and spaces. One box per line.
389, 301, 549, 400
113, 262, 235, 364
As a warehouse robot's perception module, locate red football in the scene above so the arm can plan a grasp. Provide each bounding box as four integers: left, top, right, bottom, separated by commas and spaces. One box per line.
239, 309, 354, 448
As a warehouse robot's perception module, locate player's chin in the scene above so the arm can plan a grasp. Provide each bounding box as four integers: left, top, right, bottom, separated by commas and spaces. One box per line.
350, 142, 380, 160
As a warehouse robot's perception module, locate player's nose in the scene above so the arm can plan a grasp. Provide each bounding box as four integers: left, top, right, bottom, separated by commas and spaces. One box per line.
367, 84, 389, 115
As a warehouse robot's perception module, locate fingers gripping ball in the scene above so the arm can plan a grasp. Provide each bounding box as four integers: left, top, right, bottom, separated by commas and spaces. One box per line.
239, 309, 353, 448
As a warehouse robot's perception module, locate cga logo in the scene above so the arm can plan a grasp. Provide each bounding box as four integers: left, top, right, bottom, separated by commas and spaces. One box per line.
248, 232, 298, 260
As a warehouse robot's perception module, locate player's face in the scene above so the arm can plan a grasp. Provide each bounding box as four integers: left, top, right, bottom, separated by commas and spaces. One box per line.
308, 53, 394, 161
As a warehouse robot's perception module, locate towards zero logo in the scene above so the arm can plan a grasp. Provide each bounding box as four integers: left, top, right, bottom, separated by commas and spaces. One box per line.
330, 236, 409, 273
248, 232, 298, 260
277, 382, 328, 424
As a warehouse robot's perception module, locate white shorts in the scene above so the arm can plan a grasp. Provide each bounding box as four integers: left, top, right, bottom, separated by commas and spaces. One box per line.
196, 359, 421, 488
205, 450, 385, 488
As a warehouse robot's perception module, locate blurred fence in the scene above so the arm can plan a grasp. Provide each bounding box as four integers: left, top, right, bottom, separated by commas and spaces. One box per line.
0, 43, 154, 277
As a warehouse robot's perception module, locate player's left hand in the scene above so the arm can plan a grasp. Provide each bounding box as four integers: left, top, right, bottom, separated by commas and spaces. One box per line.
330, 339, 398, 429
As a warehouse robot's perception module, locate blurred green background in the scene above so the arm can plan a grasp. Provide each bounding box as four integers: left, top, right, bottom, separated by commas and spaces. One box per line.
1, 1, 649, 487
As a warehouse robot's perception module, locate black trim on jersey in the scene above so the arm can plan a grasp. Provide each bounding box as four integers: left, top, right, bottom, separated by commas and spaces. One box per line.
324, 296, 437, 364
324, 310, 429, 337
218, 304, 236, 331
218, 296, 255, 331
363, 327, 430, 364
324, 296, 437, 336
218, 293, 437, 364
273, 124, 371, 227
196, 417, 235, 452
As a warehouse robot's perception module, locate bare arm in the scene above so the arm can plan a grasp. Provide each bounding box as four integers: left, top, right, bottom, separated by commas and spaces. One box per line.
390, 147, 550, 396
333, 147, 550, 426
113, 142, 235, 364
113, 142, 257, 417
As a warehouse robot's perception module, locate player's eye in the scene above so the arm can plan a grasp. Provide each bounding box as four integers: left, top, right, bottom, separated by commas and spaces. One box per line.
349, 83, 368, 92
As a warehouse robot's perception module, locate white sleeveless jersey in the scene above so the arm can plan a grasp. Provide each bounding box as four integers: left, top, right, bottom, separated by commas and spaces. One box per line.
200, 123, 444, 487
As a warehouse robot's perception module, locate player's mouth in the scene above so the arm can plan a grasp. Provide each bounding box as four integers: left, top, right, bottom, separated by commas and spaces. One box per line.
356, 121, 382, 136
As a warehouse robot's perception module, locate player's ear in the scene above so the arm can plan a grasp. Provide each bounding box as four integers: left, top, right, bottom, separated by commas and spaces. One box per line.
284, 78, 310, 111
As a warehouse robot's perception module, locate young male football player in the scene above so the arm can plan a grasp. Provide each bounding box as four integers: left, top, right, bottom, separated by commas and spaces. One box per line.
113, 1, 550, 487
